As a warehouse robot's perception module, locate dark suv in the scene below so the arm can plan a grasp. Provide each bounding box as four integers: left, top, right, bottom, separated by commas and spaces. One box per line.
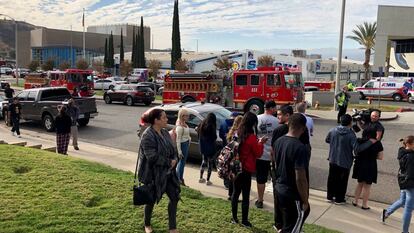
103, 84, 155, 106
138, 102, 232, 158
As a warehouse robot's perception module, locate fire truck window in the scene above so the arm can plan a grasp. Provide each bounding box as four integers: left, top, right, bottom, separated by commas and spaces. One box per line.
165, 111, 178, 125
235, 75, 248, 86
267, 74, 282, 86
187, 114, 201, 129
250, 75, 260, 86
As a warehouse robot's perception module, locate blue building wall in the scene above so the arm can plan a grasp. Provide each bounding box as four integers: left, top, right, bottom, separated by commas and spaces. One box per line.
32, 47, 102, 68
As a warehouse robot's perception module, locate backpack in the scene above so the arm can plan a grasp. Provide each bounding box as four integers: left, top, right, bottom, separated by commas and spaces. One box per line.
217, 140, 242, 180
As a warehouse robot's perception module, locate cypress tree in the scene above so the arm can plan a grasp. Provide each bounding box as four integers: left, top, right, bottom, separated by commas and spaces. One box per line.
131, 26, 136, 66
171, 0, 182, 69
109, 31, 115, 68
120, 28, 124, 63
104, 38, 108, 68
139, 16, 146, 68
134, 32, 139, 68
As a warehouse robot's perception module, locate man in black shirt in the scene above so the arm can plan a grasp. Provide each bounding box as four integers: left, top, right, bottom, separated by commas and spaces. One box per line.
368, 110, 384, 141
8, 97, 22, 138
4, 83, 14, 100
274, 113, 310, 233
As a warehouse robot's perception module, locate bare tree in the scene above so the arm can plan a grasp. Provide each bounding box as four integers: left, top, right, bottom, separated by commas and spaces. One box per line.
76, 59, 89, 70
213, 56, 232, 70
120, 60, 133, 77
59, 61, 71, 71
258, 55, 275, 67
41, 59, 55, 71
28, 60, 40, 72
148, 59, 162, 79
174, 58, 189, 71
92, 60, 104, 74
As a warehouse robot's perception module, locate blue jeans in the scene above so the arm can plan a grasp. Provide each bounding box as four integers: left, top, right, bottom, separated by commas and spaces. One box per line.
176, 141, 190, 181
387, 189, 414, 233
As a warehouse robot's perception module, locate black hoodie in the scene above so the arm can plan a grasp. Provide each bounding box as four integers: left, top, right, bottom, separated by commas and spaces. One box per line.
398, 147, 414, 190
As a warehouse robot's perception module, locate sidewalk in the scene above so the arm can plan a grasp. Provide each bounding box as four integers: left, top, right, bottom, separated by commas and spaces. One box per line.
1, 125, 412, 233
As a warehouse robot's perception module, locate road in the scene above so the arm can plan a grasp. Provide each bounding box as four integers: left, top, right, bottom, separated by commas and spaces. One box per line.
10, 100, 412, 204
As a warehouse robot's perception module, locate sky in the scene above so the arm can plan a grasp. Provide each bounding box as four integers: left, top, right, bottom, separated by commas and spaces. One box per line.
2, 0, 414, 53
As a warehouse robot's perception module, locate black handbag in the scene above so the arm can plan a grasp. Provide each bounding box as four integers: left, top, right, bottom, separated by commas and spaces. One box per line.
133, 155, 155, 206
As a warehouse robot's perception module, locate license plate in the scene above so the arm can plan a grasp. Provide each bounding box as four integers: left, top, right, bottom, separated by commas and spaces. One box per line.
79, 114, 85, 119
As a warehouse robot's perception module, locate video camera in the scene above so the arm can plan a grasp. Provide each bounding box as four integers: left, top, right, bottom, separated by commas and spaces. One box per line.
351, 108, 381, 133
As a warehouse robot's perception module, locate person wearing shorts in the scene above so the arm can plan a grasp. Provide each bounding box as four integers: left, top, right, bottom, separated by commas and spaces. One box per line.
255, 100, 278, 209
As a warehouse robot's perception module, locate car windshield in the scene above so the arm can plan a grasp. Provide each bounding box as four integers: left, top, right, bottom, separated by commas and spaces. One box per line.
68, 73, 93, 83
200, 107, 232, 129
284, 73, 303, 88
113, 77, 122, 81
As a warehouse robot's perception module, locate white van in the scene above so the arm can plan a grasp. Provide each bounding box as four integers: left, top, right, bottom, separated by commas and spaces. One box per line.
127, 68, 148, 83
355, 78, 406, 101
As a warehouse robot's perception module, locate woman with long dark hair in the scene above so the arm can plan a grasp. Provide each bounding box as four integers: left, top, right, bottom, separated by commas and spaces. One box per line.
231, 112, 266, 228
137, 108, 180, 233
55, 105, 72, 155
197, 112, 217, 185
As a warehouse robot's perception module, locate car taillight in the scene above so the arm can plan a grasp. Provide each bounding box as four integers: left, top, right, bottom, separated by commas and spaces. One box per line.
135, 91, 145, 96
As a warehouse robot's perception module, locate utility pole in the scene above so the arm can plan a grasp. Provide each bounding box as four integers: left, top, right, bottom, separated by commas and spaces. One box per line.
334, 0, 346, 109
70, 25, 73, 67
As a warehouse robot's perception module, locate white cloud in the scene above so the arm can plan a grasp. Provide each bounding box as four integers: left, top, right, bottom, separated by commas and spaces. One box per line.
2, 0, 414, 50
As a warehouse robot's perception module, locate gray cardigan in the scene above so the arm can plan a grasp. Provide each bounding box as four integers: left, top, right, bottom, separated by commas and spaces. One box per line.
137, 126, 180, 203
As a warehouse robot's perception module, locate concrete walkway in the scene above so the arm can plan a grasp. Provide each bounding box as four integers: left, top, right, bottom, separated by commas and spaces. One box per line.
1, 125, 413, 233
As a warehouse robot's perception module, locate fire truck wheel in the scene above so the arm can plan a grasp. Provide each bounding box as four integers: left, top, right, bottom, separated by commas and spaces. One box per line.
43, 114, 55, 132
359, 92, 366, 100
245, 99, 264, 115
104, 95, 112, 104
393, 94, 402, 102
126, 96, 134, 106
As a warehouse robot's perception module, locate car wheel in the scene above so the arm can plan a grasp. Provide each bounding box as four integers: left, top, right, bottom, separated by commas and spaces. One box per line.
104, 95, 112, 104
182, 96, 196, 103
43, 114, 55, 132
144, 101, 151, 106
126, 96, 134, 106
77, 118, 90, 127
245, 99, 264, 115
359, 92, 366, 100
393, 94, 402, 102
408, 95, 413, 103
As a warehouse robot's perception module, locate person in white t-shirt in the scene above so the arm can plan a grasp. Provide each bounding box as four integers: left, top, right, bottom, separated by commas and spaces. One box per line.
175, 108, 191, 186
255, 100, 278, 209
297, 102, 314, 138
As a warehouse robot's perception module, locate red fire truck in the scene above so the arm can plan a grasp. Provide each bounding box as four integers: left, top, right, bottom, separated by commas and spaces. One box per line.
162, 67, 304, 114
24, 69, 94, 97
304, 80, 335, 91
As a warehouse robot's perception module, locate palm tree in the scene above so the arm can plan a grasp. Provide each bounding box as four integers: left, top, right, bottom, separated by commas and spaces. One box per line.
347, 22, 377, 80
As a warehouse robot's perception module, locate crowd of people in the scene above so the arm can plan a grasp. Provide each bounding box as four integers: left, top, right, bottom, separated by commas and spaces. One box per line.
136, 97, 414, 233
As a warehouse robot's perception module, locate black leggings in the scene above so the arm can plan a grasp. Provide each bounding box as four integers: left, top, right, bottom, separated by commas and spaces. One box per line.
200, 154, 215, 181
337, 105, 347, 123
144, 177, 179, 230
231, 170, 252, 222
11, 117, 20, 135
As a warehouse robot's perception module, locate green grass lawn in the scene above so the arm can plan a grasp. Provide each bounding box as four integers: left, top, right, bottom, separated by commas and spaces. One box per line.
94, 90, 105, 97
0, 145, 339, 233
9, 79, 24, 88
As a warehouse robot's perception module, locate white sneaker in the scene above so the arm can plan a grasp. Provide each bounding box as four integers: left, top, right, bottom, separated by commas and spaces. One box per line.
11, 132, 15, 136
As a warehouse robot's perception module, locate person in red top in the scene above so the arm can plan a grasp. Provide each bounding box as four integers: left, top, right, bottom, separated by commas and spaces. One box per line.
231, 111, 267, 228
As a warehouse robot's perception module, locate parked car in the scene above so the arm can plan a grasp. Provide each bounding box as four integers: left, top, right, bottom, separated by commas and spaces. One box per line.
137, 102, 232, 159
0, 67, 13, 75
138, 81, 163, 93
103, 84, 155, 106
1, 87, 98, 131
12, 68, 30, 78
94, 78, 126, 90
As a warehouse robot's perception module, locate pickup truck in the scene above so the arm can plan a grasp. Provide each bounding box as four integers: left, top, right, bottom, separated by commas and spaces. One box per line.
3, 87, 98, 131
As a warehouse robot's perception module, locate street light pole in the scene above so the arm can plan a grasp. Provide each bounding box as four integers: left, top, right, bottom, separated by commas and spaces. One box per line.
0, 14, 18, 85
334, 0, 346, 109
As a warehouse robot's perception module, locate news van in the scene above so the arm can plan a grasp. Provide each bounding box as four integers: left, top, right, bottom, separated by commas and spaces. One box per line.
355, 77, 407, 101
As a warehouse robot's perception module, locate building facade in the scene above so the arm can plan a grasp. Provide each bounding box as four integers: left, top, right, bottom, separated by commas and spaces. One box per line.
374, 5, 414, 77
